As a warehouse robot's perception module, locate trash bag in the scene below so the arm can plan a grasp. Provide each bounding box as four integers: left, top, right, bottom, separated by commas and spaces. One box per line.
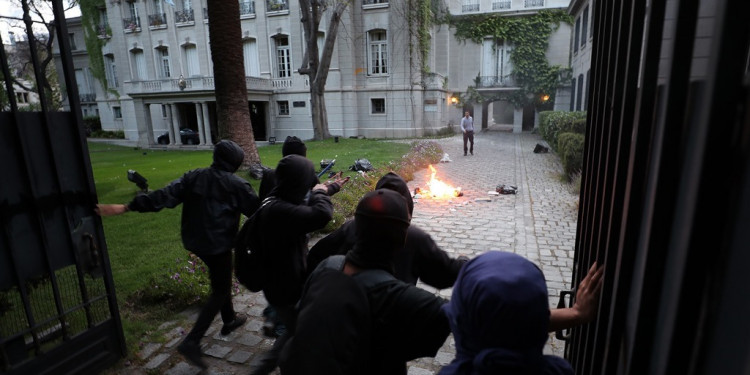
496, 185, 518, 195
349, 158, 374, 172
533, 144, 549, 153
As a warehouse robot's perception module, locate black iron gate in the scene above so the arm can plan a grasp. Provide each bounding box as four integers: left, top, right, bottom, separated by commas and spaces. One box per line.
563, 0, 750, 374
0, 0, 126, 373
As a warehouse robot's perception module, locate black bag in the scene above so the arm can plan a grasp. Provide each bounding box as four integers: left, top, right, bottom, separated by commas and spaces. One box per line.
234, 198, 274, 292
349, 158, 374, 172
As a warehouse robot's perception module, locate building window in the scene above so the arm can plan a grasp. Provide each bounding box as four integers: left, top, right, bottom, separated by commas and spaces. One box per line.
16, 92, 28, 103
113, 106, 122, 119
69, 33, 77, 50
576, 74, 584, 111
184, 44, 200, 76
162, 104, 168, 117
570, 77, 576, 111
267, 0, 288, 12
243, 38, 260, 77
274, 35, 291, 78
573, 17, 581, 53
104, 54, 118, 87
132, 49, 148, 80
368, 30, 388, 75
277, 100, 289, 116
371, 98, 385, 114
581, 6, 589, 47
363, 0, 388, 4
157, 47, 171, 78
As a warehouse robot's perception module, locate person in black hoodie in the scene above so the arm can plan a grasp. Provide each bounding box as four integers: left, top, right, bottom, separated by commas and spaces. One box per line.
258, 135, 308, 200
307, 172, 468, 288
249, 154, 345, 375
96, 140, 260, 369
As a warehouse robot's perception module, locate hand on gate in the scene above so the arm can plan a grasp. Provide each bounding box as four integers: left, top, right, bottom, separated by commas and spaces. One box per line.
572, 262, 604, 323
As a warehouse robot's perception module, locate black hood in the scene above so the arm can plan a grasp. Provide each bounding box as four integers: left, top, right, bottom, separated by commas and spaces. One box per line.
282, 136, 307, 157
375, 172, 414, 215
271, 155, 317, 204
346, 189, 411, 273
211, 140, 245, 172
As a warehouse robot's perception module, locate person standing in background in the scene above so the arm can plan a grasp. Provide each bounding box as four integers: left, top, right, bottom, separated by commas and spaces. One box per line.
460, 111, 475, 156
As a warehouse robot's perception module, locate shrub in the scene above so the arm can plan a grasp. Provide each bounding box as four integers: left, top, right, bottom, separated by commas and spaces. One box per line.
82, 116, 102, 133
538, 111, 587, 151
558, 132, 586, 180
323, 140, 443, 232
90, 130, 125, 139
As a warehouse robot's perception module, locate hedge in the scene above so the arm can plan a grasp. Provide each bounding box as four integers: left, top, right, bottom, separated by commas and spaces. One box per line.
538, 111, 587, 151
558, 132, 585, 179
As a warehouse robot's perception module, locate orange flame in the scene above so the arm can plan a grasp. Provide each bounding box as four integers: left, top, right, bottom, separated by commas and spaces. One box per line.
423, 165, 462, 199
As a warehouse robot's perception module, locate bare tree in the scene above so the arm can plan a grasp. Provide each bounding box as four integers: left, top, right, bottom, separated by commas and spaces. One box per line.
206, 0, 262, 177
298, 0, 350, 140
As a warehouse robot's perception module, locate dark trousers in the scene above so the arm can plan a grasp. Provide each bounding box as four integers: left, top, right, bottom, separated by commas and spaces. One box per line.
185, 251, 235, 342
463, 130, 475, 155
251, 304, 295, 374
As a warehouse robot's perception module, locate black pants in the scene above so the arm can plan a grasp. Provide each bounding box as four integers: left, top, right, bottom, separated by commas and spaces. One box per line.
185, 251, 235, 342
463, 130, 475, 155
251, 304, 295, 374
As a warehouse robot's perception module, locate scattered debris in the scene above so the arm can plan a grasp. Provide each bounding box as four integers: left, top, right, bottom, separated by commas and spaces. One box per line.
440, 153, 452, 163
475, 197, 492, 202
533, 144, 549, 153
496, 185, 518, 194
488, 191, 500, 196
349, 158, 374, 172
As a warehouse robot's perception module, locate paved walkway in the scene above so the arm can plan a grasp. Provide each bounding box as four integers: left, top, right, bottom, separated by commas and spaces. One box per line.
108, 130, 579, 375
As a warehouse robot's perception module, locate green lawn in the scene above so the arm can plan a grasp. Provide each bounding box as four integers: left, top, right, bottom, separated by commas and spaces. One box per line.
90, 138, 413, 350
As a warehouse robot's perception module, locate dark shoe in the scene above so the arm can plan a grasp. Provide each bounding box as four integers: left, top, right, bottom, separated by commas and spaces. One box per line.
464, 153, 467, 156
470, 151, 473, 155
177, 339, 207, 369
221, 315, 247, 335
262, 321, 278, 338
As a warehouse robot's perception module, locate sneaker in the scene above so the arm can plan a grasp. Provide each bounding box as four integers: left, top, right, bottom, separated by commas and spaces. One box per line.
177, 339, 207, 369
221, 315, 247, 335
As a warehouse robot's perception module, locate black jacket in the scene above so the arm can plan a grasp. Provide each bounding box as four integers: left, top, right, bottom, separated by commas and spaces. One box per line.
258, 155, 333, 306
128, 141, 259, 255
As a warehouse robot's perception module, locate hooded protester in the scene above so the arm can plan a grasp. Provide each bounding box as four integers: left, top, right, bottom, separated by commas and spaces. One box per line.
96, 140, 260, 369
307, 172, 468, 288
259, 136, 308, 200
249, 154, 343, 375
440, 251, 574, 375
280, 189, 451, 375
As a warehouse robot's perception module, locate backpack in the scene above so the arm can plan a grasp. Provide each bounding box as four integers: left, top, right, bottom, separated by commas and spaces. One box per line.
349, 158, 374, 172
234, 198, 274, 292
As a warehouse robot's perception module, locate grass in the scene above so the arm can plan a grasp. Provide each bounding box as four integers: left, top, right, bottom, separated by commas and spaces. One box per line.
89, 137, 416, 354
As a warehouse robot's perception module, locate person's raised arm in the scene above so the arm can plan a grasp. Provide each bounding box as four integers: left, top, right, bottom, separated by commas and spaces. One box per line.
549, 262, 604, 332
95, 204, 129, 216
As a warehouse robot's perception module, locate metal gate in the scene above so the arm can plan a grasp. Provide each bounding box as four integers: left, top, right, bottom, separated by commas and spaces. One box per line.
562, 0, 750, 374
0, 0, 126, 373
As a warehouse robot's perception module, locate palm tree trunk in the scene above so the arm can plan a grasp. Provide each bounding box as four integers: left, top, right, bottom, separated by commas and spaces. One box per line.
207, 0, 262, 176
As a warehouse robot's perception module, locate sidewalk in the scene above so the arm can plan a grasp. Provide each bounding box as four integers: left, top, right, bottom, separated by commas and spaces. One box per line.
108, 130, 579, 375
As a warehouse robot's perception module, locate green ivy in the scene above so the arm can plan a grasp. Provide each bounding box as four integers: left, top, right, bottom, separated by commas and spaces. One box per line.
79, 0, 114, 95
448, 9, 573, 107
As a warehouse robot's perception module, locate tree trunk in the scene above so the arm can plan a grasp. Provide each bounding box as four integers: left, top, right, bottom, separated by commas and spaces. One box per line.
311, 89, 330, 139
207, 0, 262, 177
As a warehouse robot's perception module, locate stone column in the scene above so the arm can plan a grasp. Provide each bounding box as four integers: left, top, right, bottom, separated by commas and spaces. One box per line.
195, 102, 206, 145
513, 107, 523, 134
170, 103, 183, 145
202, 102, 212, 145
143, 103, 154, 146
166, 104, 176, 144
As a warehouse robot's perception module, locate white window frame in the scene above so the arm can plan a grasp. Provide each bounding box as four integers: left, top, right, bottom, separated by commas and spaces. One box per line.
370, 98, 386, 114
184, 43, 200, 77
156, 47, 171, 78
113, 106, 123, 119
274, 35, 292, 78
367, 30, 388, 76
132, 49, 148, 80
277, 100, 290, 116
243, 38, 260, 77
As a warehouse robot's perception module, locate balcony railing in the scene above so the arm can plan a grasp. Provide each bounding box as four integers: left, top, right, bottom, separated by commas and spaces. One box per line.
462, 3, 480, 12
363, 0, 388, 4
524, 0, 544, 7
79, 93, 96, 103
492, 0, 511, 10
149, 13, 167, 28
125, 76, 273, 95
175, 8, 195, 24
122, 17, 141, 33
475, 75, 515, 88
240, 1, 256, 16
266, 0, 289, 13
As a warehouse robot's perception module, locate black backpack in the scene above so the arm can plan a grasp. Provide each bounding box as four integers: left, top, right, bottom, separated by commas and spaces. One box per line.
233, 198, 274, 292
